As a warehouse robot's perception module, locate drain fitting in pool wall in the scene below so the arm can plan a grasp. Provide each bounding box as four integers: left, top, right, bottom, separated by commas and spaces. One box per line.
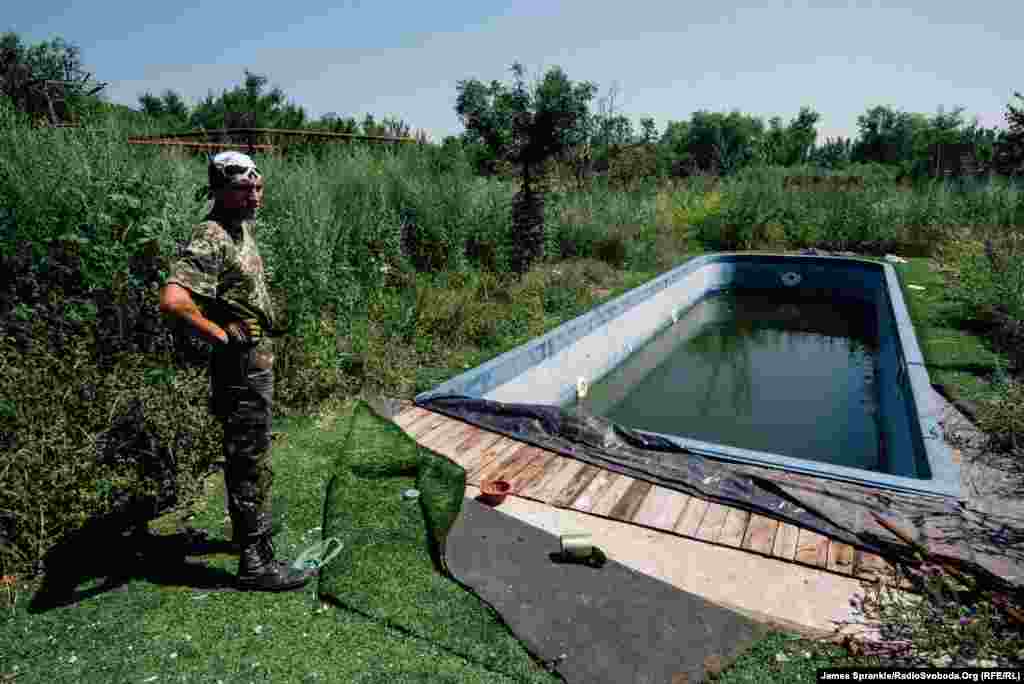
780, 271, 803, 287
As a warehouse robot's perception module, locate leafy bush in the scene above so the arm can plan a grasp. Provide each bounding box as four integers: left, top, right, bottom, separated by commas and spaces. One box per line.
607, 144, 660, 190
540, 263, 594, 318
684, 166, 1023, 255
548, 198, 605, 260
947, 229, 1024, 376
546, 184, 662, 268
952, 233, 1024, 321
0, 323, 220, 576
695, 178, 784, 250
973, 372, 1024, 454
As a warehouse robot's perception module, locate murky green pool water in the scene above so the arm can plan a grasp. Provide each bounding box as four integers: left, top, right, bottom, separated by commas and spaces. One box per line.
573, 290, 887, 472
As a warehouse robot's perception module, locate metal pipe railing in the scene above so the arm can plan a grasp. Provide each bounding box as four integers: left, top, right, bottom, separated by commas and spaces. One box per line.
128, 127, 417, 145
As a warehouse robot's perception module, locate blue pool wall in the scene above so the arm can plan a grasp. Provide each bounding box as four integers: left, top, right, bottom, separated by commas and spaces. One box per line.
415, 253, 960, 498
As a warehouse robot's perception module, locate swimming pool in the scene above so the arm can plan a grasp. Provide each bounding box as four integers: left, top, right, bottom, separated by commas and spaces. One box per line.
415, 253, 960, 498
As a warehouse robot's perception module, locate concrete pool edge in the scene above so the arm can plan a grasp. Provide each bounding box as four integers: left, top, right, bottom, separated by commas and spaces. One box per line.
415, 252, 962, 500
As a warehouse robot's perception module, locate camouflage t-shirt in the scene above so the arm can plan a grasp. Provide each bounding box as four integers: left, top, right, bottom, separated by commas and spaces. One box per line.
166, 214, 278, 356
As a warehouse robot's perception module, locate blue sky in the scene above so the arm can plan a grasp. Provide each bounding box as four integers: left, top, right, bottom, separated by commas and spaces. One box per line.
8, 0, 1021, 143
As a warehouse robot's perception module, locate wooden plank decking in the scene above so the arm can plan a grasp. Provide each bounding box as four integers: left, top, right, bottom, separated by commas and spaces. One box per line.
394, 406, 898, 582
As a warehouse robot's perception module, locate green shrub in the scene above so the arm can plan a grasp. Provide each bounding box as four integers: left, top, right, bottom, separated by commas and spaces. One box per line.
546, 192, 603, 260
546, 184, 661, 268
952, 233, 1024, 323
682, 165, 1024, 255
0, 124, 199, 284
540, 264, 592, 318
0, 322, 220, 576
974, 372, 1024, 454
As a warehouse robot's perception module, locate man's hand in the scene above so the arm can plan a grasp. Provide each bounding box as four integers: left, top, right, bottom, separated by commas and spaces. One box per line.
159, 285, 271, 347
160, 284, 230, 346
224, 317, 263, 347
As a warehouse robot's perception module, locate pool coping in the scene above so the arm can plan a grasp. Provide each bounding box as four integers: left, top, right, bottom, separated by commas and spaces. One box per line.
416, 252, 962, 500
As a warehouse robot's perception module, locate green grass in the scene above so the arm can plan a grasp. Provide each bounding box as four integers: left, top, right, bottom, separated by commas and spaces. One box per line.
318, 401, 556, 682
712, 631, 875, 682
0, 400, 556, 683
3, 578, 533, 683
892, 256, 1007, 406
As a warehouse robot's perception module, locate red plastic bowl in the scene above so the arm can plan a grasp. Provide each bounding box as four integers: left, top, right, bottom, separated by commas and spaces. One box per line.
479, 479, 512, 506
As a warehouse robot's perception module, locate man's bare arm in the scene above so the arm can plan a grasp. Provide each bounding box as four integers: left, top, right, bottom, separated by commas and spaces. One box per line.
159, 283, 229, 345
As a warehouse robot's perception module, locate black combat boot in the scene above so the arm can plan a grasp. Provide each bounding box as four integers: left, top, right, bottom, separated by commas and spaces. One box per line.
229, 511, 284, 552
236, 535, 317, 591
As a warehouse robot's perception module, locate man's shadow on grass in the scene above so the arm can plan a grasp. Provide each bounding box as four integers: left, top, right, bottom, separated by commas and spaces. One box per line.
27, 515, 242, 614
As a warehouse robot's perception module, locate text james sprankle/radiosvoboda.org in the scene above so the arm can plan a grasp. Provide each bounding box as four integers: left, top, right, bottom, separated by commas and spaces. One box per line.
819, 670, 1023, 682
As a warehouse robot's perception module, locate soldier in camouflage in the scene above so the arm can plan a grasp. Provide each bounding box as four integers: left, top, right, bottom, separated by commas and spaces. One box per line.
159, 151, 315, 592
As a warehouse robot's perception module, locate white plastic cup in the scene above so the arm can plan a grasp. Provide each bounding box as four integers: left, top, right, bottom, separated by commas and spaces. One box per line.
576, 377, 589, 400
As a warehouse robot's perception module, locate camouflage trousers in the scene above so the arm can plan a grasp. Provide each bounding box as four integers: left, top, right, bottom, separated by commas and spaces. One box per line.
209, 345, 276, 542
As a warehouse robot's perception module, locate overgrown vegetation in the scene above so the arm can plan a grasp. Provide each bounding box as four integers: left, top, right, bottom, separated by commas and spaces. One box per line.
850, 540, 1024, 668
2, 89, 1024, 584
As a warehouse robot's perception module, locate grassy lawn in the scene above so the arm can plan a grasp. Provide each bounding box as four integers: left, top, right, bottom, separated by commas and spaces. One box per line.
0, 406, 553, 683
891, 256, 1007, 407
1, 250, 1015, 683
885, 254, 1018, 423
318, 400, 558, 683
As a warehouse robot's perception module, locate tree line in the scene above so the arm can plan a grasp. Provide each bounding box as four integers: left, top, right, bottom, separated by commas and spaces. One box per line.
3, 30, 1023, 183
456, 77, 1023, 183
136, 70, 417, 140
